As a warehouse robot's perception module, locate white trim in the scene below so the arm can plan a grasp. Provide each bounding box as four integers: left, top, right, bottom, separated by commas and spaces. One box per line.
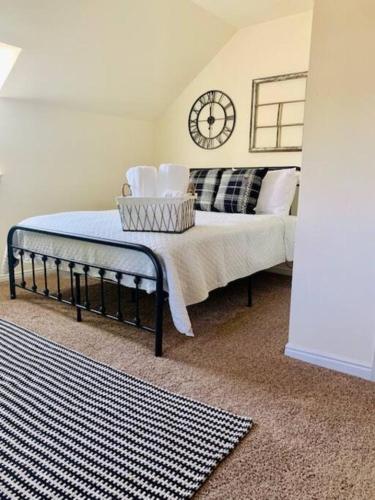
285, 343, 374, 381
0, 267, 44, 284
267, 263, 292, 276
0, 271, 11, 283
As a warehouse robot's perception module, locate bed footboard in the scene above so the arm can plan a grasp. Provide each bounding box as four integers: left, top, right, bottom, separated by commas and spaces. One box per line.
7, 226, 165, 357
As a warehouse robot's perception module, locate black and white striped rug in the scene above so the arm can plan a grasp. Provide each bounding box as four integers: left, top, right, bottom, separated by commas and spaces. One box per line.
0, 319, 252, 499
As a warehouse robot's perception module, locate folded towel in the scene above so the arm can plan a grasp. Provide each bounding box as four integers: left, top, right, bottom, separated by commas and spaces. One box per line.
126, 166, 157, 197
158, 164, 190, 198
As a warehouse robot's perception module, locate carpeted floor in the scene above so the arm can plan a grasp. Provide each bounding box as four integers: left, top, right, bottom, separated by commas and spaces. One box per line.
0, 273, 374, 500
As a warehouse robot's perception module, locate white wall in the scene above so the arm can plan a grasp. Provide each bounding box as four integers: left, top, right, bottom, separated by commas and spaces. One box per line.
155, 11, 312, 168
0, 100, 154, 267
287, 0, 375, 380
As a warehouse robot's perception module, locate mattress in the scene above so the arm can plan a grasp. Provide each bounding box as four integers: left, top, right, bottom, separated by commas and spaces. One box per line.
7, 210, 297, 336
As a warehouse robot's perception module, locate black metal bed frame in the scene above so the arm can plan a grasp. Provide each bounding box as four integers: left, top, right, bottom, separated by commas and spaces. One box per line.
7, 166, 299, 357
7, 226, 165, 356
7, 226, 253, 357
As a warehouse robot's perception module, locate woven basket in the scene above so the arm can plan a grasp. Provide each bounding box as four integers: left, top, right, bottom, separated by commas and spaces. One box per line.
117, 193, 195, 233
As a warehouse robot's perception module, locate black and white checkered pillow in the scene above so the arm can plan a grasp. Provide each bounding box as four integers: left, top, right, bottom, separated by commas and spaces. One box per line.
190, 168, 223, 211
214, 168, 268, 214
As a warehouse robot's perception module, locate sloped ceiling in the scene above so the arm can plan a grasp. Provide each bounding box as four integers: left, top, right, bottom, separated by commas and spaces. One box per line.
191, 0, 314, 28
0, 0, 234, 119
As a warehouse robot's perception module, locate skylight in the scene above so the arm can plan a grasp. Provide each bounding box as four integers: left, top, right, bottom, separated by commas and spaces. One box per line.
0, 42, 21, 91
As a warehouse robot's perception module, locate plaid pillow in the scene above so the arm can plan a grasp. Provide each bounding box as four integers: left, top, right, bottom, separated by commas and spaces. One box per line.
190, 168, 223, 211
214, 168, 268, 214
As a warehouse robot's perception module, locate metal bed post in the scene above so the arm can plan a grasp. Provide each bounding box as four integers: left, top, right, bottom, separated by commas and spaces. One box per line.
247, 275, 253, 307
7, 229, 16, 300
75, 273, 82, 322
144, 249, 164, 357
154, 272, 164, 357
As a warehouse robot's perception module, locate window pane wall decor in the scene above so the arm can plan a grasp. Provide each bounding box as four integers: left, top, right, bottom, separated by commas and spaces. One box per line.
249, 72, 308, 152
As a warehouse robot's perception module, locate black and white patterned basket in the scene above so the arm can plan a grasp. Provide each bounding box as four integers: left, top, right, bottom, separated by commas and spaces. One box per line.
117, 194, 195, 233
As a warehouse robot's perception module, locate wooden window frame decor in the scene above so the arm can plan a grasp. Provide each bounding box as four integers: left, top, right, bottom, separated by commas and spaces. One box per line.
249, 71, 308, 153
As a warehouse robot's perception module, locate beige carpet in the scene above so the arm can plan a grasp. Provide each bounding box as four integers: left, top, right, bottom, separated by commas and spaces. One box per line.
0, 273, 374, 499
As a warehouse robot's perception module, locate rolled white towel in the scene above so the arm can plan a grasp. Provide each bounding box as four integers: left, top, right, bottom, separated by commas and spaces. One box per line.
126, 166, 157, 197
158, 164, 189, 197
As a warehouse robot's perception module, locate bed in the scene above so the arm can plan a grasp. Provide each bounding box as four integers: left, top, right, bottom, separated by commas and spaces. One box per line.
6, 167, 298, 356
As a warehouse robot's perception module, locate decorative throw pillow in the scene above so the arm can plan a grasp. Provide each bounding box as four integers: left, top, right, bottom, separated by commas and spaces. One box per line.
190, 168, 223, 211
214, 168, 268, 214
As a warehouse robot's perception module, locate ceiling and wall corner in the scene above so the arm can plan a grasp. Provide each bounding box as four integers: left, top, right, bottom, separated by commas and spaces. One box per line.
191, 0, 314, 28
154, 11, 313, 167
0, 0, 235, 119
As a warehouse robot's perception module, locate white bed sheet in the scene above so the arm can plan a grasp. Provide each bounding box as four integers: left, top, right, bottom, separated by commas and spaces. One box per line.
6, 210, 296, 336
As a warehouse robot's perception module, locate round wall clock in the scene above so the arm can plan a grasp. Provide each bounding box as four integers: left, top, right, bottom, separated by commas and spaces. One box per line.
188, 90, 236, 149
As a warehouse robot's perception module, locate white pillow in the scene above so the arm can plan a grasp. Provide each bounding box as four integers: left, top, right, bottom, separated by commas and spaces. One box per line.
255, 169, 298, 216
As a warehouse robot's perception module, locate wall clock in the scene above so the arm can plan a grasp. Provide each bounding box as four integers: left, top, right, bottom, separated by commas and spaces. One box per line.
188, 90, 236, 149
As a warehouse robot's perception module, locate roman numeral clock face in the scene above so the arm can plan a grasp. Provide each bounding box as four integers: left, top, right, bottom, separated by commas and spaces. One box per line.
188, 90, 236, 149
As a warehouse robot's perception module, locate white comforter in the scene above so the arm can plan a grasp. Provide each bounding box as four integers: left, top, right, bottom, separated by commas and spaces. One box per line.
7, 210, 296, 336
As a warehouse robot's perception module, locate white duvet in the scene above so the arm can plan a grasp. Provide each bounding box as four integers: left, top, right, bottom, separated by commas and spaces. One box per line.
7, 210, 296, 336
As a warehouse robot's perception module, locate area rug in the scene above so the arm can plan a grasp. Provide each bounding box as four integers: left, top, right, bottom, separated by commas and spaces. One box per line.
0, 319, 252, 499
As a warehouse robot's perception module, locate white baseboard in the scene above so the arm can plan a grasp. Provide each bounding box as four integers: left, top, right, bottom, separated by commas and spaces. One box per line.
285, 344, 374, 381
267, 262, 293, 276
0, 267, 44, 284
0, 271, 11, 283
